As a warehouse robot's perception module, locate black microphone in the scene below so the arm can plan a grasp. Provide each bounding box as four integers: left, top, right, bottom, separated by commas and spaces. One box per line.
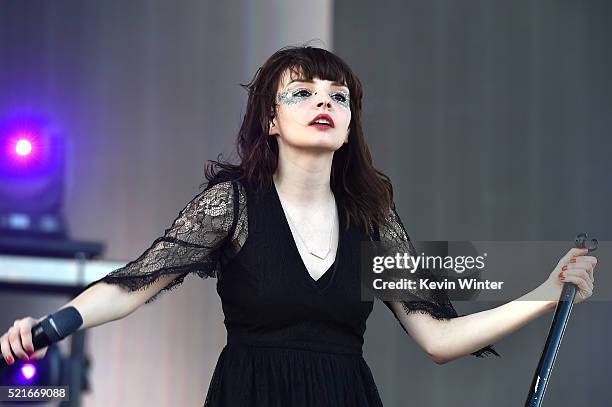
1, 306, 83, 368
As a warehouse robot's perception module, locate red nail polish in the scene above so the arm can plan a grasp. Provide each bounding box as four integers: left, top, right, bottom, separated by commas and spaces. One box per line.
562, 265, 568, 271
570, 258, 576, 263
560, 272, 565, 280
7, 356, 13, 364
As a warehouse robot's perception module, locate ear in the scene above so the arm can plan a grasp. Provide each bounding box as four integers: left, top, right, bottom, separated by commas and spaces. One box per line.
268, 119, 277, 135
268, 108, 278, 136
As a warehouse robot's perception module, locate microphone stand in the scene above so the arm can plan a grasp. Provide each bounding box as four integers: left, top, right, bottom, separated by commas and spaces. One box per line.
524, 233, 598, 407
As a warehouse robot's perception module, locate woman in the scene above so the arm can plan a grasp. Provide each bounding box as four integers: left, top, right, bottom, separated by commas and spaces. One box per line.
1, 46, 597, 406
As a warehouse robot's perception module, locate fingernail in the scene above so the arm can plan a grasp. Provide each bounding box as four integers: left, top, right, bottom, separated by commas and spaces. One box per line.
7, 356, 13, 364
562, 265, 568, 271
559, 272, 565, 279
570, 258, 576, 263
21, 355, 29, 361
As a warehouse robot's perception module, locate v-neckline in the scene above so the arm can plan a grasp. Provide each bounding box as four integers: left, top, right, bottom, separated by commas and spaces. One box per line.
271, 180, 341, 293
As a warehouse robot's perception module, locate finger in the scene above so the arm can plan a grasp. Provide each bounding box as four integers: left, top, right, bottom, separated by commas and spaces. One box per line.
563, 275, 590, 298
561, 247, 589, 264
28, 347, 48, 361
579, 269, 594, 292
568, 258, 596, 281
564, 266, 590, 279
562, 270, 591, 294
568, 256, 597, 266
8, 327, 28, 360
586, 264, 594, 282
20, 320, 34, 355
562, 264, 588, 275
566, 264, 594, 282
1, 333, 14, 364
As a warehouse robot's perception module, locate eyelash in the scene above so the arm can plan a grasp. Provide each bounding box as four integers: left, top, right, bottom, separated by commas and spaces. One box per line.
292, 88, 350, 105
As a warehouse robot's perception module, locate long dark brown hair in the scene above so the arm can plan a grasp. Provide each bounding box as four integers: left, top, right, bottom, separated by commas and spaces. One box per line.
204, 45, 394, 235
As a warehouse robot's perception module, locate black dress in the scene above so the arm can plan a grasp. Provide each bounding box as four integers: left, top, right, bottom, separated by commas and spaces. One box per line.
85, 172, 499, 406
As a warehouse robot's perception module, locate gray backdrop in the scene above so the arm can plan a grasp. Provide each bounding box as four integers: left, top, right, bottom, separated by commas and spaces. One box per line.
0, 0, 610, 406
334, 0, 611, 405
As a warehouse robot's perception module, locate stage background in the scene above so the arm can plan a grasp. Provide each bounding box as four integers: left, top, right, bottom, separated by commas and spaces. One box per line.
0, 0, 610, 406
335, 1, 611, 406
0, 1, 332, 406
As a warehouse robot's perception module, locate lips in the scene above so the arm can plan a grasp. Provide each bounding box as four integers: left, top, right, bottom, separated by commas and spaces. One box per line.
308, 113, 335, 128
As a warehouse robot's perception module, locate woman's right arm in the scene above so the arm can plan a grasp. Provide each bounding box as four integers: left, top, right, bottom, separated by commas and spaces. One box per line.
68, 273, 185, 330
1, 179, 241, 365
0, 273, 182, 365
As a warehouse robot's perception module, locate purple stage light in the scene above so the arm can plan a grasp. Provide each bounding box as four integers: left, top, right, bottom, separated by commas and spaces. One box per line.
0, 114, 71, 239
15, 138, 33, 156
0, 117, 51, 175
2, 132, 39, 170
20, 364, 37, 380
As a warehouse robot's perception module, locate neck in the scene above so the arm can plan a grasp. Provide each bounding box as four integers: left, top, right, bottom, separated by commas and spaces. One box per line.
273, 145, 334, 207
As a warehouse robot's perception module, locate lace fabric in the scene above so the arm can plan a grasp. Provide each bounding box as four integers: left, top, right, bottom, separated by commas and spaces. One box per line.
90, 177, 498, 357
84, 180, 248, 304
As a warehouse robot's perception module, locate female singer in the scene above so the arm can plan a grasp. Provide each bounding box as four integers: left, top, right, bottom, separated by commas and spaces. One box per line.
1, 46, 597, 406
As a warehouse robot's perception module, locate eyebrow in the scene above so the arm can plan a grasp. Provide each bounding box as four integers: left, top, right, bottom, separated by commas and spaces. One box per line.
286, 78, 349, 91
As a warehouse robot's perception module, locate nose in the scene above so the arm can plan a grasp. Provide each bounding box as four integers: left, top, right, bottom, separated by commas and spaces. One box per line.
314, 91, 333, 108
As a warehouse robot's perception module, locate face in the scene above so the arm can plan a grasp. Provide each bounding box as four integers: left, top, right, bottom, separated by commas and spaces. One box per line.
268, 69, 351, 152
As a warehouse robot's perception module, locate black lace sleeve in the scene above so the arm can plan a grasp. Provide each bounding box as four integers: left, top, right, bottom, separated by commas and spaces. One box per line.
377, 204, 500, 358
84, 180, 246, 305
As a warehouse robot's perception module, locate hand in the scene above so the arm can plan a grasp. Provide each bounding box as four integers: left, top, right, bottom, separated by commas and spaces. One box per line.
539, 248, 597, 305
0, 317, 48, 365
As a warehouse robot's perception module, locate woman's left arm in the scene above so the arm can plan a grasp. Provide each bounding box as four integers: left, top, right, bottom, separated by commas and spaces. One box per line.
391, 247, 597, 364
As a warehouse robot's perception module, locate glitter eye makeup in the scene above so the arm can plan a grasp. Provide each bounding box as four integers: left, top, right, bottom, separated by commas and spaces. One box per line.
331, 91, 350, 107
276, 87, 350, 108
